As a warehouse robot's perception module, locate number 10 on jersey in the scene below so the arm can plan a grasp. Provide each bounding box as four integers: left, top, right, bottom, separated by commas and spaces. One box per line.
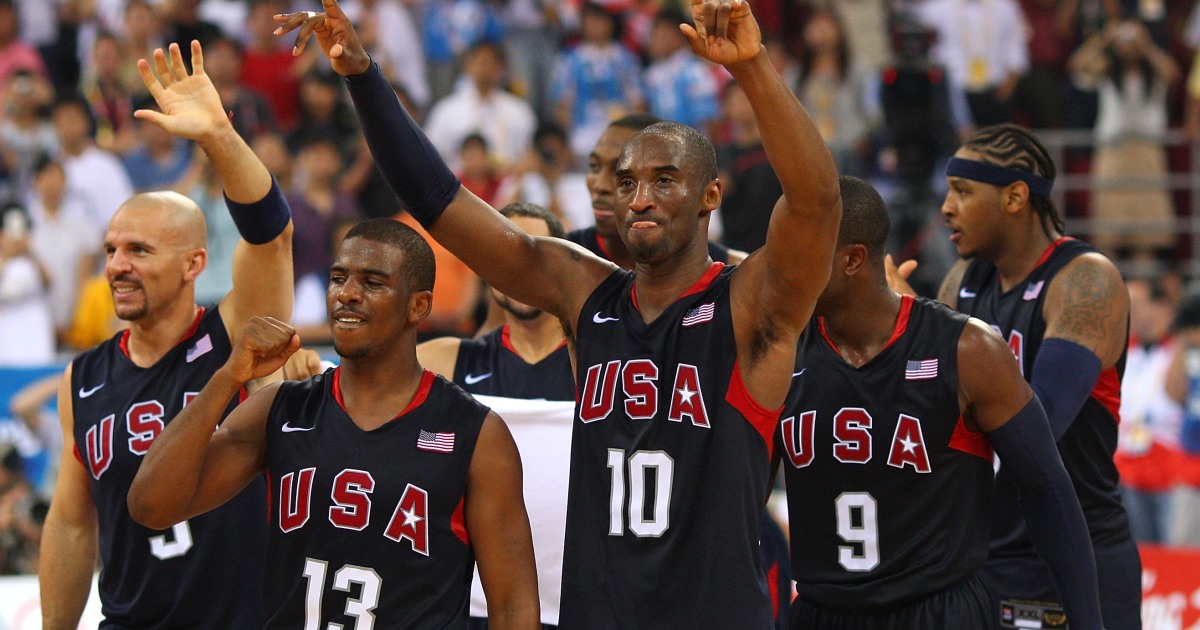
607, 449, 675, 537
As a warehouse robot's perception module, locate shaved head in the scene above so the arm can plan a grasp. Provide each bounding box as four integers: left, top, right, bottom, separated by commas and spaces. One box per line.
114, 191, 208, 250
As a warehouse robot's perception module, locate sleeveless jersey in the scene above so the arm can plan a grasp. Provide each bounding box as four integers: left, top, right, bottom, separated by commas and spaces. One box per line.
453, 325, 574, 401
566, 225, 732, 263
70, 306, 266, 629
956, 238, 1131, 555
558, 262, 777, 629
263, 368, 487, 629
781, 296, 994, 611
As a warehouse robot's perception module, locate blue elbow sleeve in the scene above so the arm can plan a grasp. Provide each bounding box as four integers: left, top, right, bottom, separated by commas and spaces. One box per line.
225, 177, 291, 245
1030, 338, 1102, 441
344, 63, 460, 229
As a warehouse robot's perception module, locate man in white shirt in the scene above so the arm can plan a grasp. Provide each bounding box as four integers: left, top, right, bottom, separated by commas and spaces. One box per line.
51, 98, 134, 229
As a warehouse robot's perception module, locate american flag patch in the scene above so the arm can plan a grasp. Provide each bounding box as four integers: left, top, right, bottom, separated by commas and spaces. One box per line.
682, 302, 716, 327
1023, 280, 1045, 301
905, 359, 938, 380
417, 430, 455, 453
186, 334, 213, 363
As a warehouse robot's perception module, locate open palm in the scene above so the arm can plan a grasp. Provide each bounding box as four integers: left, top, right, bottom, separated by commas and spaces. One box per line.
680, 0, 762, 66
134, 41, 230, 142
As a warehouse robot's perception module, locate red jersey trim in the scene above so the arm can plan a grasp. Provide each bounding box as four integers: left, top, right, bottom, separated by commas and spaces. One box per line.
331, 368, 437, 421
630, 262, 726, 313
501, 325, 567, 358
767, 563, 780, 621
725, 360, 782, 460
594, 232, 613, 260
1091, 366, 1122, 425
1032, 237, 1074, 269
73, 442, 83, 465
817, 295, 914, 357
264, 470, 273, 525
118, 306, 207, 359
948, 415, 993, 461
450, 496, 469, 546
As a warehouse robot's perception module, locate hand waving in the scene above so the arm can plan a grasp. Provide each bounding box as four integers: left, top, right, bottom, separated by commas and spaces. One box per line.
274, 0, 370, 76
227, 316, 302, 385
680, 0, 762, 67
134, 41, 231, 143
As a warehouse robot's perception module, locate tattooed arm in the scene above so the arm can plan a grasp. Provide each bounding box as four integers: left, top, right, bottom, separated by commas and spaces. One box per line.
936, 259, 971, 310
1034, 252, 1128, 439
1042, 253, 1129, 370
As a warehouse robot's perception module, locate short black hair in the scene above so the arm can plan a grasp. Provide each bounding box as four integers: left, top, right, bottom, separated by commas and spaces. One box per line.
836, 176, 889, 261
629, 121, 717, 184
500, 202, 565, 240
343, 218, 436, 292
610, 113, 663, 133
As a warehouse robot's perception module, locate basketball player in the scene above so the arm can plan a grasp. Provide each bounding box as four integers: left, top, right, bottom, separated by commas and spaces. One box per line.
128, 219, 540, 628
573, 113, 747, 266
280, 0, 838, 625
420, 203, 572, 629
39, 42, 294, 629
891, 124, 1139, 629
783, 176, 1101, 628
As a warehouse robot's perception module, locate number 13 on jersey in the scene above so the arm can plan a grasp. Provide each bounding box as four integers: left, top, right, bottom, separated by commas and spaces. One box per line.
607, 448, 675, 537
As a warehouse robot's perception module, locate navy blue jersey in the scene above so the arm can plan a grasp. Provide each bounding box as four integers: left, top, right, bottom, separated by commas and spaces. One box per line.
70, 306, 266, 629
956, 238, 1131, 554
263, 368, 487, 629
781, 296, 994, 612
566, 225, 732, 263
558, 262, 777, 629
453, 326, 574, 401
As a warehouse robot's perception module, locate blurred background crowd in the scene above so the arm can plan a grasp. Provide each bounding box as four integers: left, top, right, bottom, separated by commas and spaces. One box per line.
1, 0, 1200, 575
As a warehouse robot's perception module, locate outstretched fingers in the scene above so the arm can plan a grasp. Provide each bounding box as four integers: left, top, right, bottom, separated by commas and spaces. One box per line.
167, 43, 189, 82
136, 58, 165, 98
152, 48, 175, 88
293, 14, 326, 56
189, 40, 205, 76
322, 0, 348, 19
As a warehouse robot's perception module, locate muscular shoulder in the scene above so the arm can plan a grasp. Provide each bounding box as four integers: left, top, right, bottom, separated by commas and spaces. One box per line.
1042, 251, 1128, 365
957, 317, 1031, 430
416, 336, 463, 380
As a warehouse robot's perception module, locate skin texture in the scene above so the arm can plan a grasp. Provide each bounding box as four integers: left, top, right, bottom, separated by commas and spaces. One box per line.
39, 41, 294, 630
127, 234, 541, 629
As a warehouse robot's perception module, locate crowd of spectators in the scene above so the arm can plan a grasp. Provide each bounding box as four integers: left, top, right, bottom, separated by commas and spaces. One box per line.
2, 0, 1200, 571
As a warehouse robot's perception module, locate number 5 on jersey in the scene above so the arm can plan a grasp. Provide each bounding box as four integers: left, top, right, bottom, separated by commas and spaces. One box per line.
607, 449, 674, 537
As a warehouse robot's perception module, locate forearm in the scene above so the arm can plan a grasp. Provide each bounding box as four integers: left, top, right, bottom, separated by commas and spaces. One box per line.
39, 514, 97, 630
128, 369, 244, 529
727, 50, 837, 208
988, 397, 1103, 629
197, 124, 272, 204
488, 599, 541, 630
1030, 338, 1102, 440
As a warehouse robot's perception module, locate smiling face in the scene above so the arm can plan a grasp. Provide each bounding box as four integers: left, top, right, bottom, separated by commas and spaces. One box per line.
327, 236, 421, 361
941, 148, 1009, 260
614, 131, 717, 265
104, 194, 206, 321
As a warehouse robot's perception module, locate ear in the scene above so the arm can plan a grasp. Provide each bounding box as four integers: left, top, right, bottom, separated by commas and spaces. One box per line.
1003, 181, 1030, 216
843, 244, 868, 277
182, 248, 207, 282
408, 290, 433, 325
699, 177, 723, 215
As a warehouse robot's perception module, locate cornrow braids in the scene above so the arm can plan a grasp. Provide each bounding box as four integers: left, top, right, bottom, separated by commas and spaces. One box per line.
961, 124, 1065, 238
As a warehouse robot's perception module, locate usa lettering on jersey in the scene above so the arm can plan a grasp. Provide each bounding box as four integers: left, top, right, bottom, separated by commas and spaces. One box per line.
84, 392, 200, 480
781, 407, 932, 473
579, 359, 710, 428
277, 467, 432, 555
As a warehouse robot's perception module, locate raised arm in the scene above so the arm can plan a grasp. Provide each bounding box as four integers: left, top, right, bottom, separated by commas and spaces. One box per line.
1037, 252, 1128, 439
467, 413, 540, 629
958, 320, 1102, 629
275, 1, 613, 331
133, 41, 294, 339
683, 0, 840, 404
128, 317, 299, 529
39, 365, 99, 630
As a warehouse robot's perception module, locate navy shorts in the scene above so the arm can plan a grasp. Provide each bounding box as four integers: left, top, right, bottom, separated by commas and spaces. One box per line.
789, 574, 991, 630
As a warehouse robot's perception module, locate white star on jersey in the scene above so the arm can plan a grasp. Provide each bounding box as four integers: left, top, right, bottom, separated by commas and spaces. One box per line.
899, 435, 919, 454
677, 384, 697, 405
401, 505, 424, 528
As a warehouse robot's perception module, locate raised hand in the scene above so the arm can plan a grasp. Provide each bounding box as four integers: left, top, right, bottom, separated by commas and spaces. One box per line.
884, 255, 919, 297
226, 316, 301, 385
679, 0, 762, 67
134, 41, 231, 144
281, 348, 325, 381
274, 0, 370, 76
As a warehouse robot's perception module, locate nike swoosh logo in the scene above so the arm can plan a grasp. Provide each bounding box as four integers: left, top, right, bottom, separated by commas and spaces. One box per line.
281, 422, 315, 433
792, 369, 806, 377
592, 313, 619, 323
959, 288, 977, 299
464, 372, 492, 385
78, 384, 105, 398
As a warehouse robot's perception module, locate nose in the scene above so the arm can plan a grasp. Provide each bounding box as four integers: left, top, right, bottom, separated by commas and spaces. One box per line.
335, 278, 363, 305
591, 165, 614, 197
940, 192, 955, 218
106, 248, 132, 276
628, 181, 654, 214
